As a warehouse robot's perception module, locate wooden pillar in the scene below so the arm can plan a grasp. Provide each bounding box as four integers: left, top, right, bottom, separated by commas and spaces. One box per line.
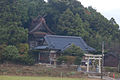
53, 53, 56, 68
49, 50, 56, 66
38, 53, 40, 62
87, 57, 89, 72
99, 57, 101, 73
49, 52, 52, 65
92, 60, 95, 70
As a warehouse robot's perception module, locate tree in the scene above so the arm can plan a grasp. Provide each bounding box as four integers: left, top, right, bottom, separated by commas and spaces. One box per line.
0, 26, 28, 45
0, 44, 7, 62
16, 43, 29, 54
63, 44, 85, 65
0, 0, 120, 65
57, 8, 75, 35
74, 14, 89, 37
2, 45, 19, 62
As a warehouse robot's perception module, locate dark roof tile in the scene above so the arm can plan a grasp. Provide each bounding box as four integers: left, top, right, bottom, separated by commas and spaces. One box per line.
44, 35, 95, 51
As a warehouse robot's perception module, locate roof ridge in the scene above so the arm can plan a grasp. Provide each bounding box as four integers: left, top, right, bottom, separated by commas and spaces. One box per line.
46, 35, 82, 39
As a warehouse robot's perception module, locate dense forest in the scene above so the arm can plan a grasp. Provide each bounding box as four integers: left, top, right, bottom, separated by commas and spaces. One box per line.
0, 0, 120, 64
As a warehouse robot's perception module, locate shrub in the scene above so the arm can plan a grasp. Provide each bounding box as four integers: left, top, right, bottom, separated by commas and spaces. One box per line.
74, 56, 82, 65
2, 45, 19, 62
2, 45, 35, 65
18, 54, 35, 65
57, 56, 76, 65
65, 56, 76, 65
62, 44, 85, 65
0, 44, 7, 63
16, 43, 29, 54
63, 44, 84, 56
104, 67, 117, 72
57, 56, 67, 64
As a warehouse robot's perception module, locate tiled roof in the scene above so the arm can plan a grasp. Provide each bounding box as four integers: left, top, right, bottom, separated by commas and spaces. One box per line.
44, 35, 95, 52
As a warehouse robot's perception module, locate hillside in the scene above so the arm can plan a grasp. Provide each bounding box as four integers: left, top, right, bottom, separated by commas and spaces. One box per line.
0, 0, 120, 64
0, 0, 120, 50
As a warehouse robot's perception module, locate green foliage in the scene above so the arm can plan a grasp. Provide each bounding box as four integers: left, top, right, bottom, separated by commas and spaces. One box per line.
63, 44, 84, 57
1, 0, 119, 50
2, 45, 19, 61
64, 44, 84, 65
104, 67, 117, 72
57, 56, 67, 64
0, 0, 28, 45
57, 56, 76, 65
46, 1, 120, 50
65, 56, 76, 65
74, 56, 82, 65
0, 26, 28, 45
18, 53, 35, 65
57, 8, 75, 35
0, 0, 120, 65
16, 43, 29, 54
16, 43, 35, 65
1, 45, 34, 65
0, 44, 7, 62
57, 44, 84, 65
0, 76, 85, 80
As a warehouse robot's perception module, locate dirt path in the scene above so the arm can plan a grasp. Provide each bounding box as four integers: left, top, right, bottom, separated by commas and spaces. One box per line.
86, 78, 101, 80
88, 75, 117, 80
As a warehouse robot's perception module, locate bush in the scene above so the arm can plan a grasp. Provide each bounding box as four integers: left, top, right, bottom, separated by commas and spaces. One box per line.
63, 44, 84, 56
65, 56, 76, 65
104, 67, 117, 72
0, 44, 7, 63
16, 43, 35, 65
74, 56, 82, 65
16, 43, 29, 54
18, 54, 35, 65
2, 45, 35, 65
2, 45, 19, 61
62, 44, 85, 65
57, 56, 67, 64
57, 56, 76, 65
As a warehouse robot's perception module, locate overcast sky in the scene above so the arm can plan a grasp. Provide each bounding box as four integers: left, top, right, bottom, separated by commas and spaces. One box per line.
78, 0, 120, 26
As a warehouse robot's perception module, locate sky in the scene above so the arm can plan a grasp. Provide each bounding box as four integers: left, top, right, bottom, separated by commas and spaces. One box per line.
78, 0, 120, 26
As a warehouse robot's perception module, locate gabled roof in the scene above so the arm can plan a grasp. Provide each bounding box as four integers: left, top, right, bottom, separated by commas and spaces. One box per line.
29, 17, 54, 34
44, 35, 95, 52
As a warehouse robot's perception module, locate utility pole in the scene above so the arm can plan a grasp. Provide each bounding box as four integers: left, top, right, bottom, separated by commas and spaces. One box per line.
118, 54, 120, 73
101, 41, 104, 79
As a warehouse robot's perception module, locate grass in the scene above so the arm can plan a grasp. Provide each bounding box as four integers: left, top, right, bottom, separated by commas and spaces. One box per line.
0, 76, 86, 80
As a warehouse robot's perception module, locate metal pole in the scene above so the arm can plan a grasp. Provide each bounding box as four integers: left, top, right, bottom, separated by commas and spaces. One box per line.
101, 41, 104, 79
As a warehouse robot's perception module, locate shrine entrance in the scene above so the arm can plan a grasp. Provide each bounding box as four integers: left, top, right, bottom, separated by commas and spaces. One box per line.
84, 54, 102, 73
